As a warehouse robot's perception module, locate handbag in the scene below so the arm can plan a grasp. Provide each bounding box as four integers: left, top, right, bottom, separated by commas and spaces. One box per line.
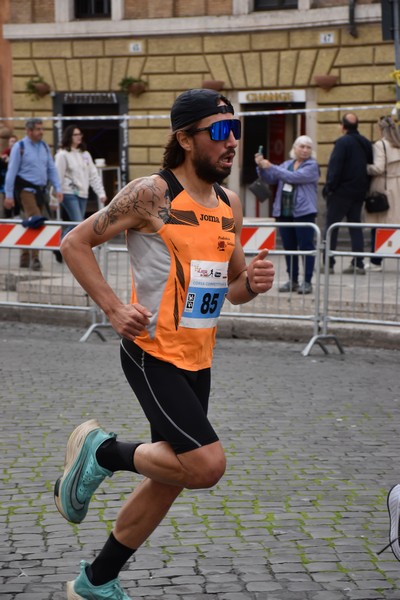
249, 177, 271, 203
365, 141, 390, 213
365, 191, 389, 213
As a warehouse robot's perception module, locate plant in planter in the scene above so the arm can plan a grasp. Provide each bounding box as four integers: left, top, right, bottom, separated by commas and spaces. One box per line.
119, 76, 147, 97
26, 76, 51, 99
313, 74, 339, 91
202, 79, 225, 91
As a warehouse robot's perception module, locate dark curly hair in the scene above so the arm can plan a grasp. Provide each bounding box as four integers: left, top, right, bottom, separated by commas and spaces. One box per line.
61, 124, 87, 152
162, 132, 187, 169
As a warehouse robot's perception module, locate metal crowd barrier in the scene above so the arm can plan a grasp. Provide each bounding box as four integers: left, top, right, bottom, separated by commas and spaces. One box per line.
221, 220, 322, 338
80, 221, 323, 348
0, 218, 101, 328
302, 222, 400, 356
79, 242, 130, 342
2, 218, 399, 355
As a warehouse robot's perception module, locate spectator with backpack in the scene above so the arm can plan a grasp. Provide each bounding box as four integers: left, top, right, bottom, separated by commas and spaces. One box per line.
4, 118, 62, 270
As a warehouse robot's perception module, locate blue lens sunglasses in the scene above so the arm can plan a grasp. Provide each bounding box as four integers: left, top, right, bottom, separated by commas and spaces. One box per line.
188, 119, 241, 141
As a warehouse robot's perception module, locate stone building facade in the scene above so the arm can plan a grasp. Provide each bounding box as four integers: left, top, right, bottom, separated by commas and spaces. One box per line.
0, 0, 395, 216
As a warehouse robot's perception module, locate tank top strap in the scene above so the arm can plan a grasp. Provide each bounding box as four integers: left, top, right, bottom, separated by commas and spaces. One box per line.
158, 168, 230, 206
158, 168, 184, 201
213, 182, 230, 206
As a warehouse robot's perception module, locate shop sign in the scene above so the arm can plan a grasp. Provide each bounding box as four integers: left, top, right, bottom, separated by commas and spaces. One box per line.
239, 90, 306, 104
63, 93, 118, 104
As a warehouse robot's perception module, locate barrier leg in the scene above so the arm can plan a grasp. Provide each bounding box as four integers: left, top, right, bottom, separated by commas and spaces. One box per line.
79, 323, 111, 342
302, 334, 345, 357
79, 308, 116, 342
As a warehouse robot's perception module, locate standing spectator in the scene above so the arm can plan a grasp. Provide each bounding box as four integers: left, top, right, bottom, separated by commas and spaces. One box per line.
0, 134, 18, 218
55, 125, 107, 237
53, 88, 274, 600
4, 118, 62, 270
323, 113, 373, 275
2, 133, 18, 160
255, 135, 320, 295
365, 115, 400, 271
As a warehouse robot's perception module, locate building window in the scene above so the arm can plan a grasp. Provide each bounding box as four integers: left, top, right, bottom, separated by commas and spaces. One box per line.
75, 0, 111, 19
254, 0, 297, 9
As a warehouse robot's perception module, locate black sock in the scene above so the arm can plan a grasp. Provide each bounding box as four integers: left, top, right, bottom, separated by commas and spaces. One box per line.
96, 439, 142, 474
86, 532, 136, 586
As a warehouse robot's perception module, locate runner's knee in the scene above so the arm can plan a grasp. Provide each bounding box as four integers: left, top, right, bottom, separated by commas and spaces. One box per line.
185, 453, 226, 489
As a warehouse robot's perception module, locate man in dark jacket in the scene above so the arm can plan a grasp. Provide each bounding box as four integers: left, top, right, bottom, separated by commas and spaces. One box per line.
323, 113, 373, 274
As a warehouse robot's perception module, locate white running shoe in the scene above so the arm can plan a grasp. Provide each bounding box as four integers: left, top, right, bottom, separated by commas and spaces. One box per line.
365, 263, 383, 272
377, 484, 400, 561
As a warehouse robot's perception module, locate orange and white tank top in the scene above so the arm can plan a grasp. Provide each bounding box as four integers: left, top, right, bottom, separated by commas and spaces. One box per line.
126, 171, 236, 371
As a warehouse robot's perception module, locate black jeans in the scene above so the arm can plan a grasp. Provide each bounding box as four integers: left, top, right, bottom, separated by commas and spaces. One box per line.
324, 193, 364, 268
279, 214, 316, 283
369, 228, 383, 265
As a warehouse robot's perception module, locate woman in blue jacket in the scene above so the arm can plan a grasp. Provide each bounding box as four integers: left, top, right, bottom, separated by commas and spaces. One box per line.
255, 135, 320, 294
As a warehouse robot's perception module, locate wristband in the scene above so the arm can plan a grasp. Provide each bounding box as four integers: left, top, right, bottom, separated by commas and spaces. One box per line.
245, 276, 258, 297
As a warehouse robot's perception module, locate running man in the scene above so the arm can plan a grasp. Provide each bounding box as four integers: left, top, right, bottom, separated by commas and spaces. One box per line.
54, 88, 275, 600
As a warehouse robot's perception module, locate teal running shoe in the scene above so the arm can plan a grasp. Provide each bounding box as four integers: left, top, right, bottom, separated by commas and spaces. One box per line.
54, 419, 116, 523
67, 560, 131, 599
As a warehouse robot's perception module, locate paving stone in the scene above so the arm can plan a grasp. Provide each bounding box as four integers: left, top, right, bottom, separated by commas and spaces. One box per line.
1, 323, 400, 599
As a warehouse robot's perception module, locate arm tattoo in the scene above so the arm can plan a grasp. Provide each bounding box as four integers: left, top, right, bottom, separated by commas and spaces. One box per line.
159, 187, 172, 224
93, 177, 171, 235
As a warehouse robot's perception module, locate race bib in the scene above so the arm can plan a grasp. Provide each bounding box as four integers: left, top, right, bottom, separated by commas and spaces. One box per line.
180, 260, 228, 329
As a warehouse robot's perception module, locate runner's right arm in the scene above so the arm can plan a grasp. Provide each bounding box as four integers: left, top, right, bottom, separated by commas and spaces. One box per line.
61, 175, 170, 338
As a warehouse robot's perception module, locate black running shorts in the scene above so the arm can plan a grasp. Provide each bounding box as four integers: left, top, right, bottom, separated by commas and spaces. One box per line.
120, 339, 219, 454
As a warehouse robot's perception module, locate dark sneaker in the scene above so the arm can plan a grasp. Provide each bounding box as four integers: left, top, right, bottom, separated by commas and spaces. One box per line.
67, 560, 131, 599
298, 282, 312, 295
54, 419, 116, 524
342, 264, 365, 275
19, 255, 30, 268
31, 257, 42, 271
278, 281, 299, 293
53, 250, 63, 263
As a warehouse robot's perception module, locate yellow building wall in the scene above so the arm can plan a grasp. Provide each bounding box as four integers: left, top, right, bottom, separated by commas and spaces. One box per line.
9, 23, 395, 182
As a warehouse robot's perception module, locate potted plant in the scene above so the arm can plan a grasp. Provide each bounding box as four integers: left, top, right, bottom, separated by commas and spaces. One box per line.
202, 80, 225, 91
26, 76, 51, 99
119, 76, 147, 97
313, 74, 339, 91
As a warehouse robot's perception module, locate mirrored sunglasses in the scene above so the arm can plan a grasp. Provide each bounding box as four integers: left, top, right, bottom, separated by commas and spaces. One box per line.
189, 119, 241, 141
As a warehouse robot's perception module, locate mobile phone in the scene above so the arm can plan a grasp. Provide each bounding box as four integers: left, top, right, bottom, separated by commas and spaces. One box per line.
258, 145, 264, 155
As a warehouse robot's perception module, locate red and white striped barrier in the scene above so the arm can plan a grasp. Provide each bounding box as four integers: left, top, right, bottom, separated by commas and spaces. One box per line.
240, 225, 276, 251
0, 223, 61, 248
375, 228, 400, 255
0, 222, 276, 253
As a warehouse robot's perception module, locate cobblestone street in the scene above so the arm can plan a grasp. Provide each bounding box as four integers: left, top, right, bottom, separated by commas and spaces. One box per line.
1, 321, 400, 599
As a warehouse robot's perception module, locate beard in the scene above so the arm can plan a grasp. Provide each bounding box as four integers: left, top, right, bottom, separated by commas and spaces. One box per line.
192, 148, 232, 184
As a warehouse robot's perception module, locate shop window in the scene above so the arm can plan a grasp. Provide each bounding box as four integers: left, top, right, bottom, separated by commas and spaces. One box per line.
75, 0, 111, 19
254, 0, 297, 10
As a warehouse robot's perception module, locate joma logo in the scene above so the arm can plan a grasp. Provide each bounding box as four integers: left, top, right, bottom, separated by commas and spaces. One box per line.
200, 214, 220, 223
